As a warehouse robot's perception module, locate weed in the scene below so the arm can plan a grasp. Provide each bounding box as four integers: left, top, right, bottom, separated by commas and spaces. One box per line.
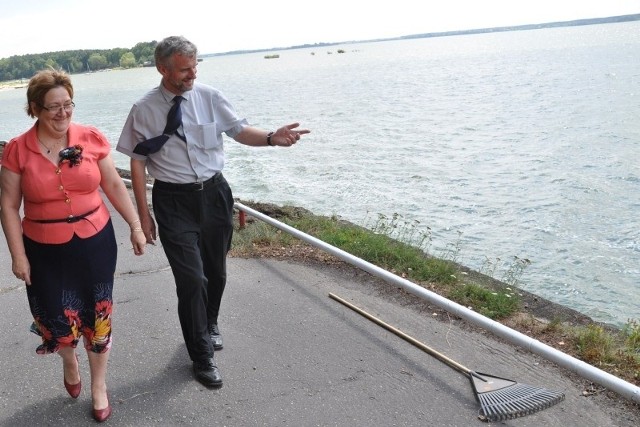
502, 256, 532, 287
479, 256, 500, 278
543, 317, 563, 334
365, 212, 433, 254
622, 319, 640, 353
439, 230, 464, 263
574, 324, 615, 364
449, 283, 520, 319
479, 255, 532, 288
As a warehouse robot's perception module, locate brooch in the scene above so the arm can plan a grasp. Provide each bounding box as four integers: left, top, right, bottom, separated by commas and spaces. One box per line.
59, 145, 83, 167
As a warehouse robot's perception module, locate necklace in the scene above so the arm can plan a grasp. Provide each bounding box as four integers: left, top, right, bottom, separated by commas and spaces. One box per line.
37, 134, 66, 154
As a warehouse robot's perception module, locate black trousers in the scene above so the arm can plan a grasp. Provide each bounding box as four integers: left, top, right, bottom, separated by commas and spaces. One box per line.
152, 173, 234, 362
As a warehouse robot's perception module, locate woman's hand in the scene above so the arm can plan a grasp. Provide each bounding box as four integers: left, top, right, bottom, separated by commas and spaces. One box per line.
130, 228, 147, 256
12, 254, 31, 285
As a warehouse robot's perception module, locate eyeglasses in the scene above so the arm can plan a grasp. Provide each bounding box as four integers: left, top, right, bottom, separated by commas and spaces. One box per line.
40, 101, 75, 114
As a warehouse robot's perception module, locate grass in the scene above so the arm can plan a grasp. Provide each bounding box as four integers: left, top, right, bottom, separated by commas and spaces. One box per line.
449, 283, 519, 319
231, 201, 640, 388
293, 215, 457, 284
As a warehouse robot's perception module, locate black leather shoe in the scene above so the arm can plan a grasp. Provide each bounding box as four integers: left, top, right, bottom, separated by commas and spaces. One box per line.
193, 358, 223, 388
208, 323, 223, 350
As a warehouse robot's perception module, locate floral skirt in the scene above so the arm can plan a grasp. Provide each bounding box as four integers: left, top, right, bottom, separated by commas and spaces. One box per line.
23, 220, 117, 354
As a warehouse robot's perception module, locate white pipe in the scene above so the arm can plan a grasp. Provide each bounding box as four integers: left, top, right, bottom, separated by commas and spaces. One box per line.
234, 201, 640, 404
120, 178, 639, 403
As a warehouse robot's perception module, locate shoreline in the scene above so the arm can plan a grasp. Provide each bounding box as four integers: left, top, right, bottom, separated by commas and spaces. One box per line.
2, 146, 639, 404
117, 166, 602, 330
0, 144, 613, 331
0, 142, 617, 331
0, 80, 27, 91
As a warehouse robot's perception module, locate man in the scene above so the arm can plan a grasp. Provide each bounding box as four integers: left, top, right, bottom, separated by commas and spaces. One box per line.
116, 36, 309, 388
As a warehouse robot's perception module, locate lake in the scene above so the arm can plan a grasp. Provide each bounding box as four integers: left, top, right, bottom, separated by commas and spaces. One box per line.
1, 21, 638, 326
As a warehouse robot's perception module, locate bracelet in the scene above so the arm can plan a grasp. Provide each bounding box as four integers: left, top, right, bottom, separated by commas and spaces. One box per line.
131, 227, 143, 232
129, 219, 141, 228
266, 131, 274, 146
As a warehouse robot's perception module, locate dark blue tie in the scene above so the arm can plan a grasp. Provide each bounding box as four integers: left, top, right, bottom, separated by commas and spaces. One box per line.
133, 96, 184, 156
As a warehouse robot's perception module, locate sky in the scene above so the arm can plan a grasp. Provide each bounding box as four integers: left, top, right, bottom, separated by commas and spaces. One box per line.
0, 0, 638, 59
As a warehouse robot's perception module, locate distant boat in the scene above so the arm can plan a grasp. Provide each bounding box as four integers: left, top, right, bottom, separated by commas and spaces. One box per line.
264, 54, 280, 59
197, 58, 203, 62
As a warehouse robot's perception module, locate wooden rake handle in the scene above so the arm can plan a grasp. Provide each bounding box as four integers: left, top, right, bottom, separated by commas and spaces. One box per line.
329, 292, 473, 377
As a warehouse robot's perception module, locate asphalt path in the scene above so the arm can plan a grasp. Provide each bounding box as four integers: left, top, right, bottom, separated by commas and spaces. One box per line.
0, 193, 636, 426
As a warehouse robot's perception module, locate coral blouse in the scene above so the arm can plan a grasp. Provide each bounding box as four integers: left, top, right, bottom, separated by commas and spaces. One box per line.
1, 123, 111, 244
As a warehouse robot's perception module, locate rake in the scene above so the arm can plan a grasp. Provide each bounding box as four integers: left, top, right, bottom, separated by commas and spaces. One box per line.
329, 293, 565, 422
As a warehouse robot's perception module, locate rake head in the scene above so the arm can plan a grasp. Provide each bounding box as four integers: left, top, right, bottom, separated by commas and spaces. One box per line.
470, 372, 565, 422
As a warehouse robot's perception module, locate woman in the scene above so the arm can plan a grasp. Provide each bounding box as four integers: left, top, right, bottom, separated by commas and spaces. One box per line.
0, 69, 146, 422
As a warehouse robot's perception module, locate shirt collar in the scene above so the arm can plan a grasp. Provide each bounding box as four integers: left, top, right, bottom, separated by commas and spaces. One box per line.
158, 82, 192, 103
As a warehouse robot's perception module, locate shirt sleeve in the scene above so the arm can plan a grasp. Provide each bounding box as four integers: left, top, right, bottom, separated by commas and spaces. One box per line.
116, 105, 149, 161
86, 126, 111, 160
213, 91, 249, 138
0, 138, 23, 175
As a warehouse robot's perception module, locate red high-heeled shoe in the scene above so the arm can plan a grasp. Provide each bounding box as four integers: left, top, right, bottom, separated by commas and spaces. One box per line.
92, 400, 112, 423
63, 355, 81, 398
63, 377, 81, 399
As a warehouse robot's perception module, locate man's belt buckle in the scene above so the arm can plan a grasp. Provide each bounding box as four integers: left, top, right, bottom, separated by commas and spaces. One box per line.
194, 180, 204, 191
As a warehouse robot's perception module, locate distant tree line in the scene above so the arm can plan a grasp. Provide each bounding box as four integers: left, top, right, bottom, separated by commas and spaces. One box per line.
0, 41, 158, 82
400, 14, 640, 41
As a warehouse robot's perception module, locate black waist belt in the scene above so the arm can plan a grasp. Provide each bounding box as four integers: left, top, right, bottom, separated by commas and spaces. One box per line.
154, 173, 221, 192
30, 206, 100, 224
